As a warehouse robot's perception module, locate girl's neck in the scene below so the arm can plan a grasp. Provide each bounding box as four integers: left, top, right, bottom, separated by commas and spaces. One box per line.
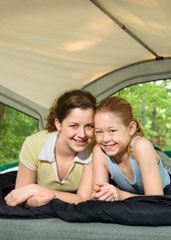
112, 150, 129, 164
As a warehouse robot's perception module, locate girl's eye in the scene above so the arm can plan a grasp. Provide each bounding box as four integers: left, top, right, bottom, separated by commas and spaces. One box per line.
110, 129, 116, 133
95, 130, 102, 134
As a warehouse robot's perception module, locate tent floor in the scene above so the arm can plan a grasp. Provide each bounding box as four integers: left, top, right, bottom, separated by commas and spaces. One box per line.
0, 218, 171, 240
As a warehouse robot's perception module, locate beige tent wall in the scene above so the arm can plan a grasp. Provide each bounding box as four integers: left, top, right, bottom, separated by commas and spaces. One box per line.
0, 0, 171, 128
83, 58, 171, 102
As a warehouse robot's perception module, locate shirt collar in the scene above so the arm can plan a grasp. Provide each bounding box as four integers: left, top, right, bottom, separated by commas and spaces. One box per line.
38, 131, 90, 164
38, 131, 58, 163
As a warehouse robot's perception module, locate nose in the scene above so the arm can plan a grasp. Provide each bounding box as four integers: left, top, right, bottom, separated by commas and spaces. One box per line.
102, 132, 110, 143
77, 127, 86, 138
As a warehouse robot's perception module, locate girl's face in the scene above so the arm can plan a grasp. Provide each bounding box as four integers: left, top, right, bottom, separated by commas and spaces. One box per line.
55, 108, 94, 154
94, 112, 136, 158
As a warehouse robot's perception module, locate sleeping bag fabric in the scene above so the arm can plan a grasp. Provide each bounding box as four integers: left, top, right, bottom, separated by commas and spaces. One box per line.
0, 171, 171, 226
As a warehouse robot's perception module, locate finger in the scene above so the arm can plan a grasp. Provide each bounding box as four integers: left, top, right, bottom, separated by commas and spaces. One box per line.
94, 185, 101, 192
98, 191, 113, 201
5, 197, 18, 206
105, 195, 115, 202
99, 186, 111, 191
94, 190, 108, 199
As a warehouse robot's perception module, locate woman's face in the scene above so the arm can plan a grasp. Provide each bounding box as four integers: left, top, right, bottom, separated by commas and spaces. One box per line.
55, 108, 94, 153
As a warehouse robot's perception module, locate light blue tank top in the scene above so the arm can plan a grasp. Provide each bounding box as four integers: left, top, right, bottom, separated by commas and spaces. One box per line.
107, 137, 170, 194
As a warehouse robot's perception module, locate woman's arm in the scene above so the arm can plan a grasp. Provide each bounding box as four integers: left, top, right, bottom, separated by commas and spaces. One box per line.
15, 162, 37, 188
48, 160, 94, 204
25, 161, 94, 206
5, 160, 94, 206
5, 162, 38, 206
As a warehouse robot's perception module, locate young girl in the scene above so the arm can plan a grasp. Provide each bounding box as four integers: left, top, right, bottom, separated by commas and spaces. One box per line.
92, 96, 171, 201
5, 89, 96, 206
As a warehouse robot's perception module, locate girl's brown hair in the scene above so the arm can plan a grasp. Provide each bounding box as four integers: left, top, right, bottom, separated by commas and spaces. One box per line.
45, 89, 96, 132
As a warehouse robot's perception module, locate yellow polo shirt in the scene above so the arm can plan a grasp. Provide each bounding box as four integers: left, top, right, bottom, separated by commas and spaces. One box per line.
19, 130, 92, 192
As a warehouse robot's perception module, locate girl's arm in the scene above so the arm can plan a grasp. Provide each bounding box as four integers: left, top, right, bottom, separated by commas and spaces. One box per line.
91, 138, 164, 202
109, 137, 164, 200
133, 136, 163, 195
92, 144, 109, 184
92, 145, 117, 201
91, 145, 134, 201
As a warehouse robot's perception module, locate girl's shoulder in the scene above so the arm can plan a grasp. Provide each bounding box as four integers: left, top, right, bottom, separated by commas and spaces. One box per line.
132, 136, 151, 149
132, 136, 156, 160
92, 144, 107, 164
92, 144, 103, 154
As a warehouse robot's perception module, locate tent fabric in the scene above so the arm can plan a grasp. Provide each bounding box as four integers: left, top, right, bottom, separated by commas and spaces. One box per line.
0, 219, 171, 240
0, 0, 171, 119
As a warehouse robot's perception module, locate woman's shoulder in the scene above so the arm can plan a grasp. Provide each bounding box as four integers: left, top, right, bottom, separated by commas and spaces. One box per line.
24, 130, 55, 145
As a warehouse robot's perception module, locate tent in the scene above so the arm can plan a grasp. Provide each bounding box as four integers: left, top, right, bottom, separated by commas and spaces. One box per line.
0, 1, 171, 239
0, 0, 171, 129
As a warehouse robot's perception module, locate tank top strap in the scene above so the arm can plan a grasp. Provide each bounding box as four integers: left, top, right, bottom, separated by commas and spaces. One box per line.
130, 136, 140, 154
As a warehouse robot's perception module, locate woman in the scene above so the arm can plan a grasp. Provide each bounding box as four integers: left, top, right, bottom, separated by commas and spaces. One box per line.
5, 89, 96, 206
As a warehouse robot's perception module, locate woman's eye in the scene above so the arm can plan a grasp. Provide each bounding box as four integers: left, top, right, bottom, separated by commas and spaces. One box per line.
86, 125, 94, 129
70, 125, 77, 128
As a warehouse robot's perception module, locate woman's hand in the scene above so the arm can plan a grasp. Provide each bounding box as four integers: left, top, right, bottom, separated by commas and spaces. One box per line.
92, 183, 122, 201
5, 184, 55, 206
4, 184, 38, 206
26, 191, 56, 207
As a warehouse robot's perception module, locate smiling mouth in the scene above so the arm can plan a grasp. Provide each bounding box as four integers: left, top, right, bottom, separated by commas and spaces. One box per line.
73, 138, 88, 145
102, 143, 116, 149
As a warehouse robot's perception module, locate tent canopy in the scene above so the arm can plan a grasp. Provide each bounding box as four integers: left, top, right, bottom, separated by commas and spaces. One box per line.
0, 0, 171, 127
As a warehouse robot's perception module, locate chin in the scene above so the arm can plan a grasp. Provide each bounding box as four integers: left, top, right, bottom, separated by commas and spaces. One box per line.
73, 144, 88, 152
101, 147, 116, 156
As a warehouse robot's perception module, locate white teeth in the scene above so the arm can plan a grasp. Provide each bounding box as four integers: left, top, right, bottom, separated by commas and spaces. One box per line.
74, 139, 87, 143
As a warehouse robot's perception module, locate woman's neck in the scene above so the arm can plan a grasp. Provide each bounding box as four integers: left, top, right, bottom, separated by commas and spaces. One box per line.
55, 134, 76, 161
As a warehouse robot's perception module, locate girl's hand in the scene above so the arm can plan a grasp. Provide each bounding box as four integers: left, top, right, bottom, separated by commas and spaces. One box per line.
92, 183, 121, 201
26, 191, 55, 207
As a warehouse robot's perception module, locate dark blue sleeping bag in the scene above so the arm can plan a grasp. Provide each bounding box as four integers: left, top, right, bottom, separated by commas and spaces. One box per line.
0, 171, 171, 226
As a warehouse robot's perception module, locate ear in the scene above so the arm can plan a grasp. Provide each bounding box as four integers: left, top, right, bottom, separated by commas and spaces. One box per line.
54, 118, 62, 131
128, 121, 137, 136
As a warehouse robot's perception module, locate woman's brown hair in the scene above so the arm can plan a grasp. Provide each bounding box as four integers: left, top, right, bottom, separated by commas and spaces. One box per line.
45, 89, 96, 132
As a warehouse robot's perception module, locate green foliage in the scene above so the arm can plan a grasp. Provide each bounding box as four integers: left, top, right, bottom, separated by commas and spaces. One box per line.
0, 79, 170, 167
114, 80, 171, 151
0, 106, 38, 165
